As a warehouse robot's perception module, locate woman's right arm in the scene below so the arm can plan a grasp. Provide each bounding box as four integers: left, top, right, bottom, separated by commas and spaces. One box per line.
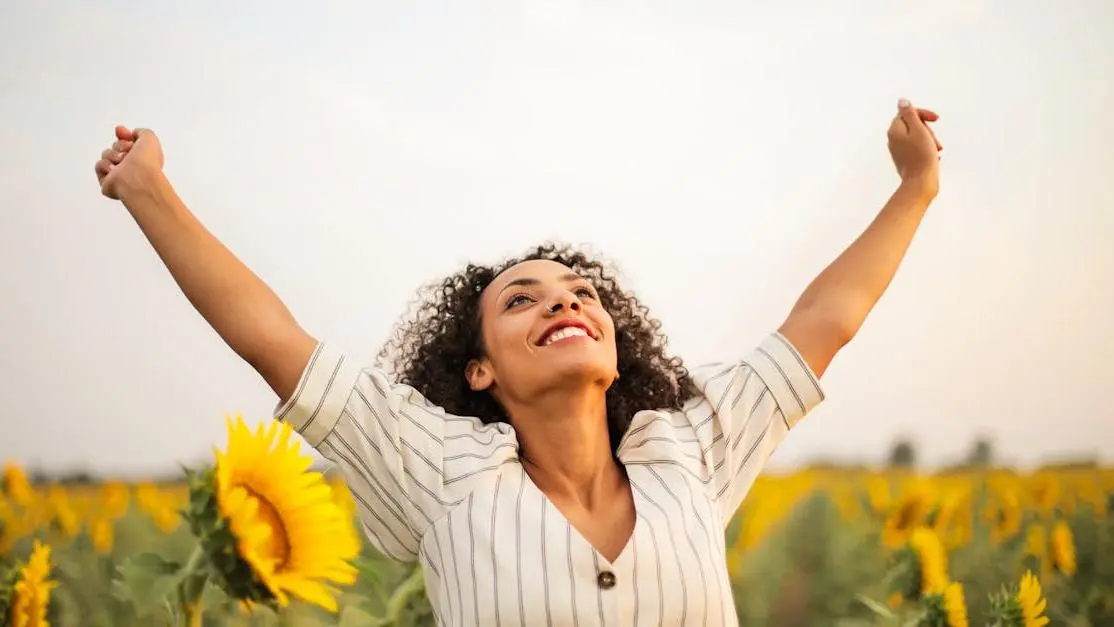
95, 126, 315, 404
95, 126, 530, 563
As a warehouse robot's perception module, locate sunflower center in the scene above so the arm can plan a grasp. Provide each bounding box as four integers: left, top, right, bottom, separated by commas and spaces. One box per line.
248, 488, 290, 569
896, 502, 918, 529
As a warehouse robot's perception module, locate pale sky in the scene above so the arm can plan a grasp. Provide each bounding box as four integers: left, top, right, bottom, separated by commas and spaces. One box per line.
1, 0, 1111, 477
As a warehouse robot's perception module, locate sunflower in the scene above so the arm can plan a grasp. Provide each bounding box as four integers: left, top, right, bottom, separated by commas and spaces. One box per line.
908, 526, 949, 597
988, 570, 1049, 627
984, 489, 1022, 544
329, 475, 356, 522
941, 582, 968, 627
882, 482, 934, 548
43, 487, 79, 540
1075, 475, 1106, 517
1017, 571, 1049, 627
134, 484, 182, 534
1023, 523, 1051, 580
0, 540, 57, 627
183, 415, 360, 612
97, 481, 130, 520
1050, 519, 1076, 577
1026, 474, 1060, 515
1, 465, 34, 509
89, 517, 115, 555
0, 500, 35, 556
0, 509, 19, 555
866, 475, 892, 518
922, 581, 968, 627
929, 488, 970, 549
1023, 523, 1046, 558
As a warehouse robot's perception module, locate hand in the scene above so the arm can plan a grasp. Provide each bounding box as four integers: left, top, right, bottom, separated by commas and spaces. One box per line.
887, 99, 942, 197
95, 125, 165, 201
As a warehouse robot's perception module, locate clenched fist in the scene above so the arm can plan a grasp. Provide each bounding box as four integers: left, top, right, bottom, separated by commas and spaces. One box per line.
95, 125, 165, 201
887, 99, 942, 197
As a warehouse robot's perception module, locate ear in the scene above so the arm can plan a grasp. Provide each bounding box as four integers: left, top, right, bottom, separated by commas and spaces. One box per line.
465, 358, 494, 392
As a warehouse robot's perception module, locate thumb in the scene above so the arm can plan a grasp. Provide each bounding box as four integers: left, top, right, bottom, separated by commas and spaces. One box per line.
897, 99, 925, 132
132, 128, 159, 149
115, 125, 137, 141
131, 128, 164, 167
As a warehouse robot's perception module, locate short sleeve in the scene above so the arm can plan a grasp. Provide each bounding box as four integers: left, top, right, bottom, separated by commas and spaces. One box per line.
684, 331, 825, 522
273, 342, 516, 562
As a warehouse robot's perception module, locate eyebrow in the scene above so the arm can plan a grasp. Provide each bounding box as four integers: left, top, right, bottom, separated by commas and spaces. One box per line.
497, 273, 584, 296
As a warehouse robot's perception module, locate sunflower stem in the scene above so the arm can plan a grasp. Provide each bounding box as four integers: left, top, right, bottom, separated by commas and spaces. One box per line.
384, 567, 426, 621
176, 545, 209, 627
183, 602, 203, 627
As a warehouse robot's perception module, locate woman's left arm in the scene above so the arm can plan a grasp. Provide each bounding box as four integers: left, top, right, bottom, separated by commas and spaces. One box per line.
779, 99, 943, 378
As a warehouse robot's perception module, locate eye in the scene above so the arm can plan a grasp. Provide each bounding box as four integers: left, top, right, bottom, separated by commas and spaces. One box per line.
574, 286, 596, 299
505, 293, 534, 309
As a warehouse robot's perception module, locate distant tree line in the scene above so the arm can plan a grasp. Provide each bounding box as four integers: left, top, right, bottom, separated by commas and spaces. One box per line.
886, 436, 995, 470
884, 436, 1099, 472
17, 438, 1102, 484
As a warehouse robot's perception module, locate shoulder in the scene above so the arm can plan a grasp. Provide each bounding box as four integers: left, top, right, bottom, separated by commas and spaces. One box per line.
686, 332, 825, 420
617, 408, 709, 484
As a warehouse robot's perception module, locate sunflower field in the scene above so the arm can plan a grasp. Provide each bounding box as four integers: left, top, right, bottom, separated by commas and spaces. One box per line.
2, 417, 1112, 626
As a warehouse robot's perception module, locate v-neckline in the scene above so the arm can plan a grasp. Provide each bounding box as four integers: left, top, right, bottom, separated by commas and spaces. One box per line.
519, 461, 641, 568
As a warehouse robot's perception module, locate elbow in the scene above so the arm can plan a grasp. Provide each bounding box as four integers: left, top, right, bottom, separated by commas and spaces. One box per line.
827, 311, 863, 348
808, 311, 859, 350
778, 306, 862, 378
241, 324, 318, 403
787, 300, 869, 347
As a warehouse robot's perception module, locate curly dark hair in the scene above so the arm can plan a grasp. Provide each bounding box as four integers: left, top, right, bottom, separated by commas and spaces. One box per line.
376, 243, 695, 455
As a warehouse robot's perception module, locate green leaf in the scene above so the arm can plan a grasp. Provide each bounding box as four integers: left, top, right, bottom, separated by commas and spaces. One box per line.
856, 593, 896, 619
111, 552, 187, 618
0, 562, 20, 623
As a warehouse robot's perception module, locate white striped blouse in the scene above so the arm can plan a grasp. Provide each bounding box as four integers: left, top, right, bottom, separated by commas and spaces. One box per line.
275, 330, 825, 627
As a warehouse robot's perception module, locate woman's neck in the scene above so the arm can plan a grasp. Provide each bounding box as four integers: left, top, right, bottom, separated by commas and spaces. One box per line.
507, 387, 621, 509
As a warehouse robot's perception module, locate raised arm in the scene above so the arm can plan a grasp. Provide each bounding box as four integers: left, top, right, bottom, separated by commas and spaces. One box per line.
778, 99, 943, 378
95, 126, 521, 563
94, 126, 316, 403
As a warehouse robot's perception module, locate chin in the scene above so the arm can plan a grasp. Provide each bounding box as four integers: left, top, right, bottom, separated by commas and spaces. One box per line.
545, 357, 615, 387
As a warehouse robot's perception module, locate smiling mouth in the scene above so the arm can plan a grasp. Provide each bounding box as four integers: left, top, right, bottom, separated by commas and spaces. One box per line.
541, 326, 593, 346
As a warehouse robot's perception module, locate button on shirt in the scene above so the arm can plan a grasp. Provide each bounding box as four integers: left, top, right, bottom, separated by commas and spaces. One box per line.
597, 571, 616, 590
275, 331, 825, 627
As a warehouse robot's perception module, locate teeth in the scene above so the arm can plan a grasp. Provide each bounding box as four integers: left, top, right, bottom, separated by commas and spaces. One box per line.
544, 326, 589, 345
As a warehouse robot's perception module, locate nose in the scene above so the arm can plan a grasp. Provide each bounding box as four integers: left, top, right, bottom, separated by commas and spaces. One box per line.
546, 290, 581, 314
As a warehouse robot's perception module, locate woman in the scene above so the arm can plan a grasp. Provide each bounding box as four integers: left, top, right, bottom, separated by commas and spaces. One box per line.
93, 99, 942, 626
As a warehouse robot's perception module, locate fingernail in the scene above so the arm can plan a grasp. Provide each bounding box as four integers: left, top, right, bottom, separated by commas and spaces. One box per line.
898, 98, 911, 109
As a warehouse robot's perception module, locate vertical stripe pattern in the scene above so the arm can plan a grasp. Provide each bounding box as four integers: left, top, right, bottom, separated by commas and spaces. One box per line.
274, 331, 824, 626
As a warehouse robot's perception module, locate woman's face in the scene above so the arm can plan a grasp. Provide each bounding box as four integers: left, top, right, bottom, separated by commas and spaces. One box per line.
467, 259, 619, 405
